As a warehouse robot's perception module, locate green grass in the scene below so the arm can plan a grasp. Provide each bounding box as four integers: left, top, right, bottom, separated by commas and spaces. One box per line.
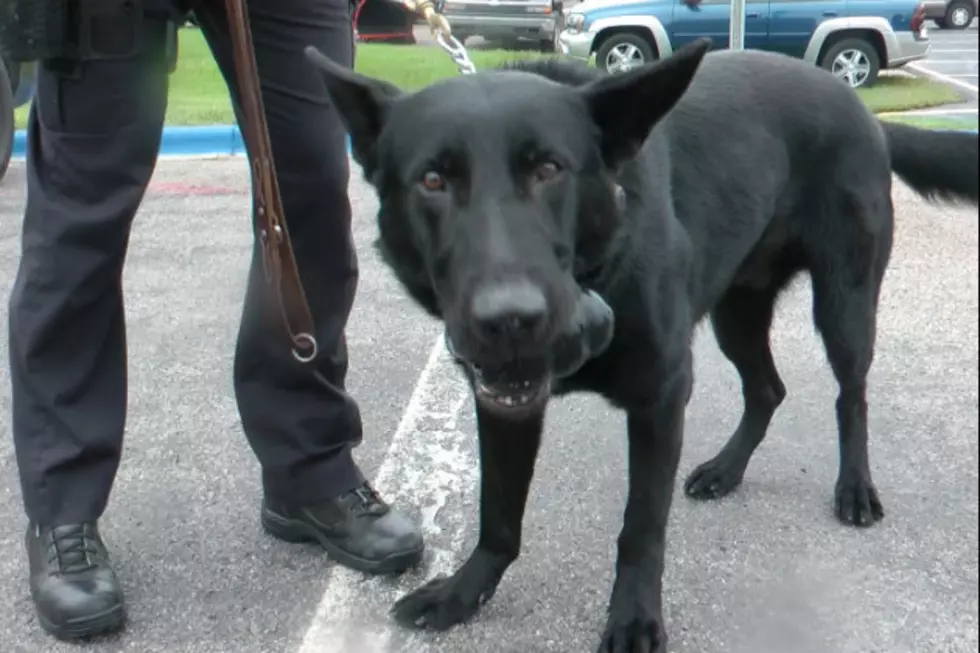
879, 114, 978, 131
856, 74, 962, 114
13, 27, 964, 129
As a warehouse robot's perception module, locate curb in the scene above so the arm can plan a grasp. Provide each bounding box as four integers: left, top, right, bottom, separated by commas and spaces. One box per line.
10, 124, 286, 159
159, 125, 246, 156
906, 62, 979, 100
877, 108, 978, 117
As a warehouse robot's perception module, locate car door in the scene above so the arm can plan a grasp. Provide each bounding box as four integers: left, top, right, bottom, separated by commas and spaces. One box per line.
766, 0, 842, 59
670, 0, 772, 50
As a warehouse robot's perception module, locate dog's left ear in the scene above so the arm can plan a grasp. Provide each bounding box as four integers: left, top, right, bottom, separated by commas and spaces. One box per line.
580, 38, 711, 167
305, 46, 403, 166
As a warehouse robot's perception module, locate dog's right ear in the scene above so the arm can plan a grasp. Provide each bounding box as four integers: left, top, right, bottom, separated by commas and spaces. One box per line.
305, 46, 403, 166
579, 38, 711, 168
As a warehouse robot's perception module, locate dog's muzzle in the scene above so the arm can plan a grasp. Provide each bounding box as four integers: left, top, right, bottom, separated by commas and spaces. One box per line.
445, 289, 615, 418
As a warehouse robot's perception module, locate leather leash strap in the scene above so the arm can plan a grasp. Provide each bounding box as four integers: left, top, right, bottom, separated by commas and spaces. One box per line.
223, 0, 319, 363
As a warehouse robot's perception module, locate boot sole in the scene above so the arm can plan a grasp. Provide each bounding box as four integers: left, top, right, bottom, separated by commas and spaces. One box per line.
36, 603, 126, 641
260, 508, 423, 575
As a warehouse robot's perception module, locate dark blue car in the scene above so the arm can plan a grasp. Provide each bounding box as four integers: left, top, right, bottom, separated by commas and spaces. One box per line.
559, 0, 932, 87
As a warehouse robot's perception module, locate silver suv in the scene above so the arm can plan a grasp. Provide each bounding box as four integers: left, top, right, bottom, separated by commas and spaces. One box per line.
922, 0, 977, 28
440, 0, 565, 50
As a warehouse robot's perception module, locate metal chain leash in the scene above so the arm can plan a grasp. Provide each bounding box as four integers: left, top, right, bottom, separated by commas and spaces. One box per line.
434, 30, 477, 75
402, 0, 477, 75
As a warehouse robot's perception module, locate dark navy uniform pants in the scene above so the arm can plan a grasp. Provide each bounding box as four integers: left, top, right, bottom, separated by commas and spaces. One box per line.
8, 0, 366, 527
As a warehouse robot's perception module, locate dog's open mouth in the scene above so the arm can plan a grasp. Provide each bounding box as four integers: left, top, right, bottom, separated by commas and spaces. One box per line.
445, 333, 552, 416
472, 369, 552, 411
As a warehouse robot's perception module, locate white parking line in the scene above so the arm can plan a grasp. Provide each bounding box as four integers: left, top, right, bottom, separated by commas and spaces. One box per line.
879, 107, 978, 115
296, 335, 478, 653
908, 62, 980, 93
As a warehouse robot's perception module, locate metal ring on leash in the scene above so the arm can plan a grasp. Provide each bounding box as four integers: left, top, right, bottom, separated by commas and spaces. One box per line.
291, 332, 319, 363
434, 31, 477, 75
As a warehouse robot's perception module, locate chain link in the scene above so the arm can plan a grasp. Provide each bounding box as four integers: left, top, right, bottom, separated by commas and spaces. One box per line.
402, 0, 477, 75
434, 30, 477, 75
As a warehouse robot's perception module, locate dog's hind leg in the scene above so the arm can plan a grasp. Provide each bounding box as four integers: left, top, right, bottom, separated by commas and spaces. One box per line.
685, 285, 786, 501
808, 192, 893, 527
810, 257, 890, 527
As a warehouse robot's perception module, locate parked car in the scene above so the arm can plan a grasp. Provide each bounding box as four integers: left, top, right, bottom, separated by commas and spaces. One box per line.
439, 0, 565, 50
558, 0, 931, 88
922, 0, 977, 28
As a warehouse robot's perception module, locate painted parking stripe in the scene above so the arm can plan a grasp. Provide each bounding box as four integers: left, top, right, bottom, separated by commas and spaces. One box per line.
908, 62, 980, 93
296, 337, 478, 653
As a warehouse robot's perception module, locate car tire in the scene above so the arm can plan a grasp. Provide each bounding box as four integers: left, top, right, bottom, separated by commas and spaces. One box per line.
943, 0, 976, 29
820, 38, 881, 89
1, 57, 15, 183
595, 33, 655, 74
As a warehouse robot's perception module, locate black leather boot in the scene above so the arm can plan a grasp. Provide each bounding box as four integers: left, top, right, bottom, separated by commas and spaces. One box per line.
26, 522, 126, 640
261, 482, 424, 574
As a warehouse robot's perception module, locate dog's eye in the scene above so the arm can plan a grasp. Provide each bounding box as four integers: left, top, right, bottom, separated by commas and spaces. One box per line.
533, 161, 562, 183
420, 171, 446, 192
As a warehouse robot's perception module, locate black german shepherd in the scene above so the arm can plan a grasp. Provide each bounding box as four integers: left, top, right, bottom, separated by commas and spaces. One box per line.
305, 39, 979, 652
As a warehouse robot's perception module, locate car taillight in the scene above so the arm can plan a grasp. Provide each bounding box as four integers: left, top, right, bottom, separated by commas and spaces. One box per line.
910, 3, 927, 33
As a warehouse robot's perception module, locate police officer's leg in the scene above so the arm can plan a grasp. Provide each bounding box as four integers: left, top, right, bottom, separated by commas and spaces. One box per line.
191, 0, 422, 573
8, 16, 171, 640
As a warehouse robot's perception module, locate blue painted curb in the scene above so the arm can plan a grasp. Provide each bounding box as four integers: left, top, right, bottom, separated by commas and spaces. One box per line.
10, 124, 977, 160
12, 124, 247, 158
160, 125, 246, 156
12, 124, 354, 158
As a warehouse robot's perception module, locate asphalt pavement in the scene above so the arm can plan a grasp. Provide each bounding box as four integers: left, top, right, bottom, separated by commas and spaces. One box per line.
913, 23, 979, 95
0, 158, 977, 653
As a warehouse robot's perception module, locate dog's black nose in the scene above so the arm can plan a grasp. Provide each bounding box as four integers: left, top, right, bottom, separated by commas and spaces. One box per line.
471, 280, 549, 345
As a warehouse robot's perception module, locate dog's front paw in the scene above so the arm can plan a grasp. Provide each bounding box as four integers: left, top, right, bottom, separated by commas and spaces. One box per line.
834, 472, 884, 527
596, 604, 665, 653
684, 452, 747, 500
392, 574, 491, 631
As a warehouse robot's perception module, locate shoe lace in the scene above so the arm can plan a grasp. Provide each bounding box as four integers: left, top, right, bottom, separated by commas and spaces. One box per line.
47, 527, 102, 574
346, 483, 386, 516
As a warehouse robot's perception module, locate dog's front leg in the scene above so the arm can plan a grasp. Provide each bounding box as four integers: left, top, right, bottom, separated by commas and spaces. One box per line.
392, 402, 543, 631
598, 386, 686, 653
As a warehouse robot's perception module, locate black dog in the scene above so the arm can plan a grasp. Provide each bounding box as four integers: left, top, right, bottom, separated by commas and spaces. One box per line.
305, 39, 979, 652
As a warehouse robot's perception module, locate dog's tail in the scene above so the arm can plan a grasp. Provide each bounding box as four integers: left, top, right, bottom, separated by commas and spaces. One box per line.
880, 120, 979, 205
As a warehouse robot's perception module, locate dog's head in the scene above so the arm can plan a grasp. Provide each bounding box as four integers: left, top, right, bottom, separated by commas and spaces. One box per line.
306, 40, 710, 418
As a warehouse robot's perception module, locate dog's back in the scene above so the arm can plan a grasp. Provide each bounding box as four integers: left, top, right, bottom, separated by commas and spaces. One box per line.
508, 49, 979, 319
657, 49, 897, 313
508, 49, 894, 315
